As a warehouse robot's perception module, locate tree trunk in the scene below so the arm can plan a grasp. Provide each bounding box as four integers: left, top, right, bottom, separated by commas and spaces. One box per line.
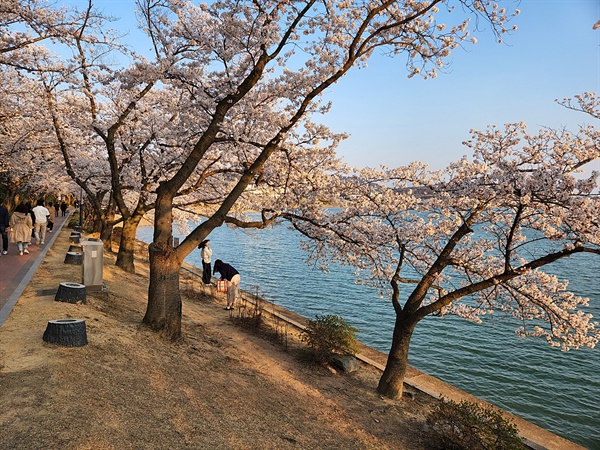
99, 220, 113, 243
377, 318, 416, 399
88, 209, 104, 234
143, 186, 185, 340
116, 215, 143, 273
143, 246, 182, 340
143, 190, 183, 343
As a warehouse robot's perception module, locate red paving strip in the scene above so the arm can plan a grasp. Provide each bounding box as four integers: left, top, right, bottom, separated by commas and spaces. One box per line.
0, 212, 70, 326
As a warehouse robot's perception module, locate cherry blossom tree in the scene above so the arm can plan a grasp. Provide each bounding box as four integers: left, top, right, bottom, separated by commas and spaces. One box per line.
0, 0, 92, 202
137, 0, 518, 340
2, 0, 521, 341
289, 93, 600, 399
9, 0, 167, 263
0, 64, 74, 205
0, 0, 123, 226
0, 0, 76, 61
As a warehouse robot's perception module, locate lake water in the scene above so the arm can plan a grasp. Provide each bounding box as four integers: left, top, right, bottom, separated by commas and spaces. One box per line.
138, 223, 599, 449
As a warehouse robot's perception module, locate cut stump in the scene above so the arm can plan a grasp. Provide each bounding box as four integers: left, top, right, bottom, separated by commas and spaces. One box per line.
55, 282, 87, 304
68, 244, 83, 252
43, 319, 88, 347
64, 251, 83, 265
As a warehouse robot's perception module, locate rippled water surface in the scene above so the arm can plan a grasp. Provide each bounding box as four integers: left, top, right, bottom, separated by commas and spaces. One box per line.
138, 223, 599, 449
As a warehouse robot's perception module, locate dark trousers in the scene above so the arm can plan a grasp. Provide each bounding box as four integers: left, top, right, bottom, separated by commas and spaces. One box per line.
0, 227, 7, 251
202, 261, 212, 284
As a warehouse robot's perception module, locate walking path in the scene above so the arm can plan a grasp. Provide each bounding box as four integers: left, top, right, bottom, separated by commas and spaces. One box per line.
0, 211, 70, 327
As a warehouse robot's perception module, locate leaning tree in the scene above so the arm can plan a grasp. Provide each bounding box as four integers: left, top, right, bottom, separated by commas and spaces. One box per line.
135, 0, 519, 340
289, 93, 600, 399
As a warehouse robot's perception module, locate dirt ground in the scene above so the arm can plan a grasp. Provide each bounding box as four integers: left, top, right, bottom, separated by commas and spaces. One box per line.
0, 227, 440, 450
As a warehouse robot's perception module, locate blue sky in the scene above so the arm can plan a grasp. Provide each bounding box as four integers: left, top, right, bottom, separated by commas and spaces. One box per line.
321, 1, 600, 173
80, 0, 599, 174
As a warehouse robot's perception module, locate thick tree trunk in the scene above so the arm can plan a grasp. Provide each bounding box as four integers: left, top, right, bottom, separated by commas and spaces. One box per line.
143, 245, 182, 340
143, 190, 182, 340
88, 210, 104, 234
377, 319, 416, 399
99, 221, 113, 243
116, 216, 142, 273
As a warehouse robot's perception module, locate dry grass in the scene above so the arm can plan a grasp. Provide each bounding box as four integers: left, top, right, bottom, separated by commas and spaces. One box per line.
0, 227, 439, 450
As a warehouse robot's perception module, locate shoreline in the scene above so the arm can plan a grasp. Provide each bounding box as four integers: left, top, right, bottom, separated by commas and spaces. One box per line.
180, 262, 587, 450
4, 226, 581, 450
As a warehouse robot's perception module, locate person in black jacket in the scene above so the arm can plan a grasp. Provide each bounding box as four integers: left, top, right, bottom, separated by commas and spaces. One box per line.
213, 259, 240, 310
0, 198, 9, 254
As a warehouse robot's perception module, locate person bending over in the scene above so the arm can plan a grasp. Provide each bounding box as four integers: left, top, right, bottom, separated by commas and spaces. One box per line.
213, 259, 240, 310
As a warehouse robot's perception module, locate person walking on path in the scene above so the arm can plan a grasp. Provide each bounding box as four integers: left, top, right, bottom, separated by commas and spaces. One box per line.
9, 203, 33, 255
31, 199, 50, 245
24, 202, 35, 244
198, 239, 212, 285
54, 202, 60, 217
60, 202, 67, 216
0, 199, 9, 255
213, 259, 240, 310
46, 203, 54, 232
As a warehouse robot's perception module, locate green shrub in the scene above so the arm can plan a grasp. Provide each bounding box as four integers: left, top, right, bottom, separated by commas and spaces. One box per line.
426, 399, 527, 450
67, 212, 81, 228
300, 314, 359, 363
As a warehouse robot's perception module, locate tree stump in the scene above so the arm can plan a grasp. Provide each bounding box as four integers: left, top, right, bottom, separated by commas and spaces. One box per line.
68, 244, 83, 252
55, 282, 87, 304
70, 234, 81, 244
42, 319, 88, 347
64, 251, 83, 265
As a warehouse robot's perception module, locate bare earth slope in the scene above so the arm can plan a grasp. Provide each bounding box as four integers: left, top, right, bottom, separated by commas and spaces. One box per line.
0, 227, 436, 450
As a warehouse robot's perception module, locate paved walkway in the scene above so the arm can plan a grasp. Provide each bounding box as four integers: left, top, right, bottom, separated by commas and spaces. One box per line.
0, 212, 71, 327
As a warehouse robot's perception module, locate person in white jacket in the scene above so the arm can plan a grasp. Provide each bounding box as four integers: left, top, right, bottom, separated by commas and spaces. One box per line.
198, 239, 212, 284
31, 199, 50, 245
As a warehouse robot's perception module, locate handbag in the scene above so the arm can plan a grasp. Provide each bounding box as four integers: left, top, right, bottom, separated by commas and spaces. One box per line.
217, 279, 228, 293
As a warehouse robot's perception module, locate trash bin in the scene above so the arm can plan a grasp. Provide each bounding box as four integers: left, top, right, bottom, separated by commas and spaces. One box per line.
81, 240, 104, 292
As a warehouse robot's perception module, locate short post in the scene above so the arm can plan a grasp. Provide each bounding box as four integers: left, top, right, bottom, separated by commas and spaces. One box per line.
64, 252, 83, 265
43, 319, 88, 347
55, 282, 87, 304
